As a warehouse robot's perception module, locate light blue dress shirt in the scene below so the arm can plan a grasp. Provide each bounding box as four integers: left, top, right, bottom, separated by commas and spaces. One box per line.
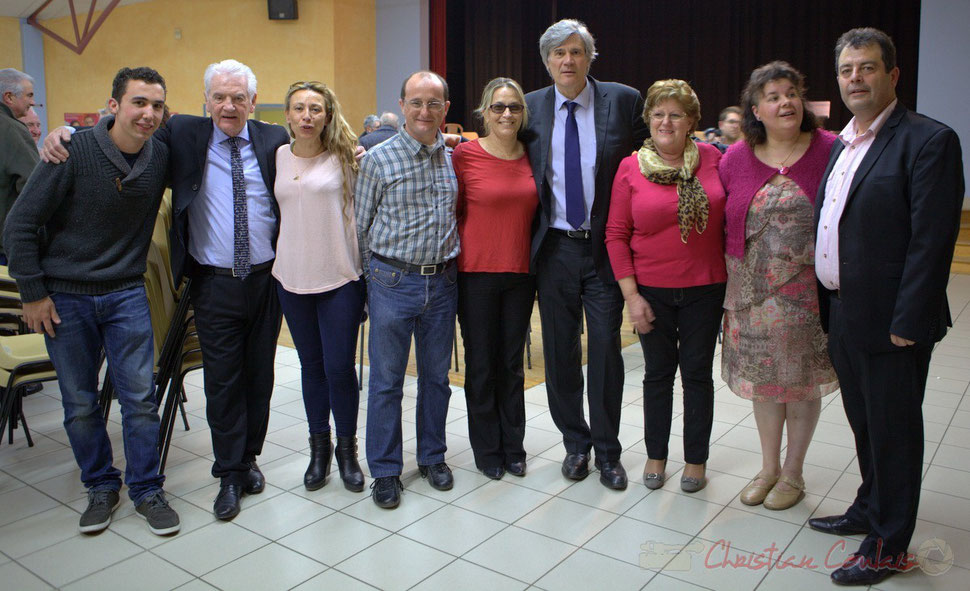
188, 123, 277, 268
547, 82, 597, 231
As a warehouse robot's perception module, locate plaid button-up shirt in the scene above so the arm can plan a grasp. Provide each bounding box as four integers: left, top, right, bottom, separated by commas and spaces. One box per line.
355, 127, 459, 268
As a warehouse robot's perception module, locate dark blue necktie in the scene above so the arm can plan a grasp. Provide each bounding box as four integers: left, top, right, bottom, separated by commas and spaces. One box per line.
564, 101, 585, 229
228, 137, 251, 279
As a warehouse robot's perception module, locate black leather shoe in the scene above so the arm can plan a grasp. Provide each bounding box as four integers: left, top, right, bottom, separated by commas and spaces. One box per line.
505, 460, 527, 477
561, 453, 591, 480
371, 476, 403, 509
214, 484, 242, 520
245, 462, 265, 495
830, 555, 899, 586
419, 462, 454, 490
304, 433, 333, 491
596, 459, 628, 490
481, 466, 505, 480
335, 436, 365, 492
809, 514, 870, 536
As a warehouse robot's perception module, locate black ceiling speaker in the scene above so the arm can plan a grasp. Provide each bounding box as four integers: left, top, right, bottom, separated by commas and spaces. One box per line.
268, 0, 298, 20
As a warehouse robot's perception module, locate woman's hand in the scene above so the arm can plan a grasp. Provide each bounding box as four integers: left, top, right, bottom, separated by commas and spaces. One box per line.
625, 292, 655, 334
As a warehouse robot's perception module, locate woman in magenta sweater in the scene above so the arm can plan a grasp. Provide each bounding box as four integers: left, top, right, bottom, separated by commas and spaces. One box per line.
606, 79, 726, 493
719, 62, 838, 510
453, 78, 539, 480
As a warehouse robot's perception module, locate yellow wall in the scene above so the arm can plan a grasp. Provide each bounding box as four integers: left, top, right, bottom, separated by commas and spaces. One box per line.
0, 18, 23, 70
40, 0, 375, 132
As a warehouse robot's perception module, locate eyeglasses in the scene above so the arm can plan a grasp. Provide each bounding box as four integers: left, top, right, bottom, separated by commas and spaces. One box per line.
488, 102, 524, 114
405, 99, 445, 112
650, 111, 687, 123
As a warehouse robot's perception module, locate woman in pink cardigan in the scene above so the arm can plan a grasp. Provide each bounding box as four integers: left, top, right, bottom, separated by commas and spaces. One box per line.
719, 62, 838, 510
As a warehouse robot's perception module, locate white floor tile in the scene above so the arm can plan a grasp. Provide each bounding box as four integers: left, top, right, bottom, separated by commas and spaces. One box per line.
410, 558, 527, 591
340, 486, 445, 531
19, 530, 142, 588
201, 542, 326, 590
398, 504, 505, 555
61, 551, 194, 591
0, 505, 81, 558
535, 548, 653, 590
453, 478, 552, 524
585, 515, 691, 568
336, 534, 452, 591
278, 512, 389, 566
230, 491, 333, 540
462, 525, 575, 584
698, 507, 801, 556
290, 568, 379, 590
515, 496, 617, 546
152, 522, 268, 576
0, 486, 60, 527
626, 489, 724, 537
0, 560, 55, 590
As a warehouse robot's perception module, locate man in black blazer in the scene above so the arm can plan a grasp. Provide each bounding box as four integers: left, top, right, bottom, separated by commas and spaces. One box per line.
162, 60, 289, 521
810, 28, 964, 586
525, 19, 648, 490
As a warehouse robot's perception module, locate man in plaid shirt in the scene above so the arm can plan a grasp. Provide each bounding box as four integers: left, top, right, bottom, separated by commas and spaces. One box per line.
355, 70, 459, 509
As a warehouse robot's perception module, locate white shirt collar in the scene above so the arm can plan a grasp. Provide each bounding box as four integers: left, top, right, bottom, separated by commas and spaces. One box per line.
838, 98, 897, 145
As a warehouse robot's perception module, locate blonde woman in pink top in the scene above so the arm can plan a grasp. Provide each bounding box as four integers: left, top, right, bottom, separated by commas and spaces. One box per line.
273, 81, 365, 493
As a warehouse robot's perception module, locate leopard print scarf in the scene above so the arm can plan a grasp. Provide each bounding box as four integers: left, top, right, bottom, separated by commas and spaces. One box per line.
637, 138, 709, 243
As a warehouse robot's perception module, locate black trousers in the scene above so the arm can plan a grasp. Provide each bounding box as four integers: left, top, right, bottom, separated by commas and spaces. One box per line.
535, 233, 625, 461
828, 294, 930, 559
189, 264, 282, 486
637, 283, 725, 464
457, 272, 535, 470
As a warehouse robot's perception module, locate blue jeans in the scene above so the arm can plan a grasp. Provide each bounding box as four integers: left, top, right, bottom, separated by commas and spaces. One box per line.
277, 279, 365, 437
365, 258, 457, 478
45, 287, 164, 503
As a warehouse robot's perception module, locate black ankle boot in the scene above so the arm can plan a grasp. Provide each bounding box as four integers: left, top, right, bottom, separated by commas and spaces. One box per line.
304, 433, 333, 491
335, 436, 365, 492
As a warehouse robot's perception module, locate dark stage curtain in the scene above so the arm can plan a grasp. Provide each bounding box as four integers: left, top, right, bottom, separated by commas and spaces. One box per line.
442, 0, 920, 135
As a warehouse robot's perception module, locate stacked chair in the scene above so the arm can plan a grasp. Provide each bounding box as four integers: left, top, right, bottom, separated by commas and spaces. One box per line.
0, 267, 58, 447
98, 191, 201, 474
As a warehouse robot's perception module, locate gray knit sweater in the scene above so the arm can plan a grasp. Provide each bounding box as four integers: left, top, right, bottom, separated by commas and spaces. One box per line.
4, 115, 169, 303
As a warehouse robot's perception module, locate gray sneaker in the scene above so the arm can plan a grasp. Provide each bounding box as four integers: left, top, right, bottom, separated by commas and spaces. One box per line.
79, 489, 121, 533
135, 490, 181, 535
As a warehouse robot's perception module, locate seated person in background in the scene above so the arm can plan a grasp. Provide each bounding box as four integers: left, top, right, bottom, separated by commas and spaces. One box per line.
4, 66, 180, 537
19, 107, 43, 145
359, 113, 379, 140
358, 111, 398, 150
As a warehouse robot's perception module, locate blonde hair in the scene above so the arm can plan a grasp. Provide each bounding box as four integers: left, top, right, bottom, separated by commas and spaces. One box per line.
474, 77, 529, 135
643, 79, 701, 133
284, 81, 359, 222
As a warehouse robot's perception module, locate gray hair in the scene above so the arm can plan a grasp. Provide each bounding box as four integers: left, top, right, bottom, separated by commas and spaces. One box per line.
0, 68, 34, 98
538, 19, 597, 64
379, 112, 399, 129
203, 59, 257, 98
363, 114, 380, 129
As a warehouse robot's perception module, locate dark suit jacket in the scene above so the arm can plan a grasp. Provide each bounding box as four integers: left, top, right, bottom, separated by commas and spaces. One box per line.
525, 77, 649, 282
155, 115, 290, 283
359, 126, 397, 151
815, 103, 964, 352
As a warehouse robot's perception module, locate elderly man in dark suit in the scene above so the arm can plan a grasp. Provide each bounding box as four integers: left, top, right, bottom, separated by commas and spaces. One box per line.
810, 28, 964, 586
44, 59, 290, 521
525, 19, 649, 490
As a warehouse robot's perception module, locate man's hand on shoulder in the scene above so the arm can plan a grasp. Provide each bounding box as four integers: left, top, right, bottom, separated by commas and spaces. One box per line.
23, 297, 61, 337
41, 127, 73, 164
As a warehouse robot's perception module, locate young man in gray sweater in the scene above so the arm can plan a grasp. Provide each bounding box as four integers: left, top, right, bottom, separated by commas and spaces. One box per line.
4, 67, 180, 536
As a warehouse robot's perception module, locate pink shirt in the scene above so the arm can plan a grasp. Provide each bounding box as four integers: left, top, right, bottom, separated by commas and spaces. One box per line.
272, 146, 362, 294
815, 99, 897, 289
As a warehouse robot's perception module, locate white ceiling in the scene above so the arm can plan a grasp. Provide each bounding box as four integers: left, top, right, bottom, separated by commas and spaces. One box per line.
0, 0, 153, 20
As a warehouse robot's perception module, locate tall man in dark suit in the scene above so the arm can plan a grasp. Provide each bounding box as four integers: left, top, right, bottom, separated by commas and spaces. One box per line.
43, 59, 290, 521
525, 19, 649, 490
809, 28, 964, 586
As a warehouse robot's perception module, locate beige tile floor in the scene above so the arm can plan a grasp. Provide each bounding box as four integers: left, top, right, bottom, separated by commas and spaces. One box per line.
2, 274, 970, 590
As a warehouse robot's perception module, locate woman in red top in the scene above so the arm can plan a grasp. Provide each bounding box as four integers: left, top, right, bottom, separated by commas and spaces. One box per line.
453, 77, 539, 480
606, 79, 727, 493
